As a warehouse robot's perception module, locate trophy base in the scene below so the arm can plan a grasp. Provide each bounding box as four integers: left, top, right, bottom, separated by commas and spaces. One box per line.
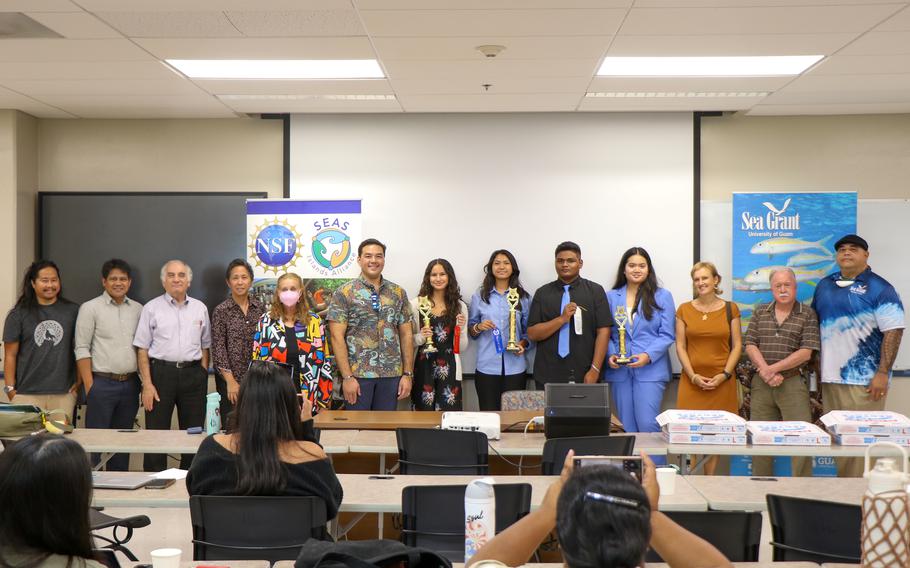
615, 356, 632, 365
423, 345, 438, 354
506, 343, 521, 353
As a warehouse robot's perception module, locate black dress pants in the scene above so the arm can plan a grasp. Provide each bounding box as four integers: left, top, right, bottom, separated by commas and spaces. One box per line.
144, 361, 207, 471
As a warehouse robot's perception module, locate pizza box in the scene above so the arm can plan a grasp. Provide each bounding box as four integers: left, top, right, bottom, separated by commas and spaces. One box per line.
747, 421, 832, 446
662, 430, 747, 445
656, 409, 747, 433
820, 411, 910, 435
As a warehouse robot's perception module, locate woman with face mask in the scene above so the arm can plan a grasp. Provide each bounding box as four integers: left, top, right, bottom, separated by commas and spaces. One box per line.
251, 273, 334, 411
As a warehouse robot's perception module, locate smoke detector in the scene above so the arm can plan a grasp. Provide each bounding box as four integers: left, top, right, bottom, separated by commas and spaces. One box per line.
476, 45, 506, 58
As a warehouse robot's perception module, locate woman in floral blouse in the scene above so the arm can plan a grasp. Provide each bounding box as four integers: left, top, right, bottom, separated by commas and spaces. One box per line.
252, 273, 333, 411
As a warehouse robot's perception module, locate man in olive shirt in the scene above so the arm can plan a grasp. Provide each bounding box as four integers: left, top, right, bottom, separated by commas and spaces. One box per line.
528, 241, 613, 385
74, 259, 143, 471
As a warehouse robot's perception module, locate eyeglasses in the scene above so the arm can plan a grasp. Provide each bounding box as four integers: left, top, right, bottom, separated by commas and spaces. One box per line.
584, 490, 641, 509
370, 291, 380, 312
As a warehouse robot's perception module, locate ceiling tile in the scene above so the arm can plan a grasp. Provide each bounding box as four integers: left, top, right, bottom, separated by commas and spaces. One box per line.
0, 60, 178, 80
398, 92, 583, 111
33, 94, 239, 118
838, 31, 910, 56
134, 37, 377, 59
224, 10, 366, 37
588, 76, 791, 92
372, 36, 611, 61
874, 6, 910, 32
0, 1, 81, 11
747, 102, 910, 115
96, 12, 242, 38
811, 54, 910, 75
382, 59, 599, 80
1, 78, 205, 96
619, 5, 905, 35
0, 39, 153, 61
359, 9, 626, 37
355, 1, 630, 8
606, 33, 858, 56
579, 96, 762, 112
196, 78, 394, 95
391, 76, 592, 95
78, 0, 352, 11
633, 0, 904, 6
0, 85, 76, 117
777, 73, 910, 93
219, 97, 402, 113
762, 89, 910, 105
24, 12, 121, 39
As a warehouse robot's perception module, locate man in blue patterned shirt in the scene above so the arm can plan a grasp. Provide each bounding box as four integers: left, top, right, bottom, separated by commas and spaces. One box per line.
812, 234, 904, 476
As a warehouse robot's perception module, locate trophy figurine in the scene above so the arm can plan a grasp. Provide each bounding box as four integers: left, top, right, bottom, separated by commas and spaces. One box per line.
613, 305, 632, 365
506, 287, 522, 352
417, 296, 437, 353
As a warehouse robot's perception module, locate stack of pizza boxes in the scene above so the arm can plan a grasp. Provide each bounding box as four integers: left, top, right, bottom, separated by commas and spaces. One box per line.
656, 409, 747, 445
821, 410, 910, 446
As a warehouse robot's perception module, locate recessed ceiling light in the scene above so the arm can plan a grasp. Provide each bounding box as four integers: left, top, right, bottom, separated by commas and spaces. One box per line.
218, 94, 396, 101
166, 59, 385, 80
597, 56, 823, 77
586, 91, 769, 98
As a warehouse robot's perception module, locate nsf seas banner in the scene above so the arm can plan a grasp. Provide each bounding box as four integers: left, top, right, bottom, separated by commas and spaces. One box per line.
732, 192, 857, 324
246, 199, 361, 312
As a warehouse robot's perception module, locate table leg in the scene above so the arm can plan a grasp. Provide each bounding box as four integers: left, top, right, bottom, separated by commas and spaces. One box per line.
94, 452, 115, 471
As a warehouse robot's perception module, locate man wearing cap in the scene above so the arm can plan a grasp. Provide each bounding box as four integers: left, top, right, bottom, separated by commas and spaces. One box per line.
812, 234, 905, 476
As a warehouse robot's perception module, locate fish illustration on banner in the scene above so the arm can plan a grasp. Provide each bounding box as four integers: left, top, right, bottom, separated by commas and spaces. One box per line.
732, 192, 857, 329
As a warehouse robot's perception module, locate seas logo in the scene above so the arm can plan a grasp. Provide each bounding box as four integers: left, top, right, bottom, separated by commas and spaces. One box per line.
740, 197, 801, 231
308, 217, 355, 276
248, 218, 303, 275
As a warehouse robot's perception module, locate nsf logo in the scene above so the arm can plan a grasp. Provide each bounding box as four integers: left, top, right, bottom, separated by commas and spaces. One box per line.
249, 218, 303, 275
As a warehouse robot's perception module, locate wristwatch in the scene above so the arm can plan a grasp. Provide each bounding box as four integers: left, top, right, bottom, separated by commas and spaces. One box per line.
402, 371, 413, 377
343, 375, 356, 381
3, 385, 15, 395
722, 370, 732, 380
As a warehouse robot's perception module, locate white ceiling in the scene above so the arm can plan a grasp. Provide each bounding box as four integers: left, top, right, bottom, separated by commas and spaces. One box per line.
1, 0, 909, 118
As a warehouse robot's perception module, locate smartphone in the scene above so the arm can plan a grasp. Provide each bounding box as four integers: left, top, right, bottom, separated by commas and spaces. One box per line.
573, 455, 643, 481
143, 478, 175, 490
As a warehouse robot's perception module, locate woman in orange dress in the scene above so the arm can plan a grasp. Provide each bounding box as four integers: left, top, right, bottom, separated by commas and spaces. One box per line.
675, 261, 742, 475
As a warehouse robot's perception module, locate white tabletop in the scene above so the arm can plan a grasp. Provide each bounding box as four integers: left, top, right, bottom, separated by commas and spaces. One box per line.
685, 475, 867, 511
447, 563, 819, 567
668, 440, 905, 458
92, 472, 708, 512
349, 430, 669, 457
63, 428, 355, 454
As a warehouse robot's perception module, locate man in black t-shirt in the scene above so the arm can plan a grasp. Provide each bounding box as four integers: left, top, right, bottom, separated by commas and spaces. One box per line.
528, 242, 612, 386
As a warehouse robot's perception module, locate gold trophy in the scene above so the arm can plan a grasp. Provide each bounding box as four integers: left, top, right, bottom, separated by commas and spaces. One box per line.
506, 287, 521, 352
417, 296, 437, 353
613, 305, 632, 365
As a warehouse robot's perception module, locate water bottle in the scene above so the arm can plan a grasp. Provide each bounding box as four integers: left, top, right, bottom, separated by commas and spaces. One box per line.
205, 392, 221, 435
465, 477, 496, 563
862, 442, 910, 567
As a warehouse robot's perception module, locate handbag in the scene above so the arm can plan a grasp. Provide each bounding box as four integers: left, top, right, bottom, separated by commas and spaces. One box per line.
295, 538, 453, 568
0, 403, 73, 436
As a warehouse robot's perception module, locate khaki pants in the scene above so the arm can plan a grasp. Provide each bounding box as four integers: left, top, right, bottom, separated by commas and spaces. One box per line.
13, 392, 77, 423
750, 373, 813, 477
823, 382, 886, 477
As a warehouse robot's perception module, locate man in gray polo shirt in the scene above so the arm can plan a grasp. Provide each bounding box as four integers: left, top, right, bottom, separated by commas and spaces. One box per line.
75, 258, 143, 471
133, 259, 211, 471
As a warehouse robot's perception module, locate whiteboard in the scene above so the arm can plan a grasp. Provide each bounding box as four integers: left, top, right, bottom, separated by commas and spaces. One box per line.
702, 198, 910, 370
289, 113, 695, 372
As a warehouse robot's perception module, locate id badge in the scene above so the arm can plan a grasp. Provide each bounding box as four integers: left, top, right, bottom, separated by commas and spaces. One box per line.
574, 308, 583, 335
492, 328, 505, 354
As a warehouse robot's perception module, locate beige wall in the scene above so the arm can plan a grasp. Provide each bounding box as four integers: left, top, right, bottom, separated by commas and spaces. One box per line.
701, 113, 910, 200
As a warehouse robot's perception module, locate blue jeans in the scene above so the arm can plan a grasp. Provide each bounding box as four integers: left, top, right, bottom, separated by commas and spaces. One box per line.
85, 374, 141, 471
347, 377, 401, 410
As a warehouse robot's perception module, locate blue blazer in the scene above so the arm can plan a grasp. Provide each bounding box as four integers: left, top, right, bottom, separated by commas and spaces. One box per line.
603, 286, 676, 384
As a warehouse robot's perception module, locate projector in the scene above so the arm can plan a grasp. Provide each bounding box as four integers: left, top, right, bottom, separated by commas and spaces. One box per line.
441, 412, 501, 440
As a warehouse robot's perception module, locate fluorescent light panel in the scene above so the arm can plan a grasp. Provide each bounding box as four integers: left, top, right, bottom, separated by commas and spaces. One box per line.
586, 91, 769, 98
218, 94, 396, 101
166, 59, 384, 79
597, 56, 823, 77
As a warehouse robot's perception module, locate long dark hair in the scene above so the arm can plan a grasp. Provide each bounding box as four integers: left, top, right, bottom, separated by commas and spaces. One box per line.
557, 465, 651, 568
0, 434, 95, 566
480, 249, 529, 304
230, 361, 316, 495
14, 260, 71, 312
418, 258, 462, 327
612, 247, 662, 320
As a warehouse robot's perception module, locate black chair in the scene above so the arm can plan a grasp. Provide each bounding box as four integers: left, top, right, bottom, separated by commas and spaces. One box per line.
540, 435, 635, 475
90, 508, 151, 561
92, 549, 122, 568
396, 428, 489, 475
766, 493, 862, 563
189, 495, 328, 561
401, 483, 532, 562
644, 511, 762, 562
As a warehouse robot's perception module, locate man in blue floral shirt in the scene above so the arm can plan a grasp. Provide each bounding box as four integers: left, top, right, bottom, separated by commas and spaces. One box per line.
328, 238, 415, 410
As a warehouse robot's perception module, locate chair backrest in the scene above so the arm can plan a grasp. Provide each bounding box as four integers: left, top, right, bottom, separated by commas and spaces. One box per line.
500, 390, 544, 411
540, 435, 635, 475
92, 549, 122, 568
401, 483, 532, 562
396, 428, 489, 475
766, 493, 862, 563
644, 511, 762, 562
189, 495, 328, 561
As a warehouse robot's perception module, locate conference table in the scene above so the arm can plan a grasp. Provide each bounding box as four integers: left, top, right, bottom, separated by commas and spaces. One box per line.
686, 475, 867, 511
314, 410, 547, 430
272, 564, 820, 568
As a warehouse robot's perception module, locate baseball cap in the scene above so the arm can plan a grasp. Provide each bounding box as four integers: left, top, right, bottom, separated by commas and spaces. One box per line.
834, 234, 868, 251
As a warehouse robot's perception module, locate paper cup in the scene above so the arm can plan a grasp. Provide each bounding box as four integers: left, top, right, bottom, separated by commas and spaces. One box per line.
150, 548, 181, 568
656, 467, 677, 495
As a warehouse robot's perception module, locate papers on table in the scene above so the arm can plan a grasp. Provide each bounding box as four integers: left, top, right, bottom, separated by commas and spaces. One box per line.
152, 468, 188, 480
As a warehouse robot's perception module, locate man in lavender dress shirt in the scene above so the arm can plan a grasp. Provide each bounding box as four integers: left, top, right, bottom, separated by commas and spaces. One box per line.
133, 259, 211, 471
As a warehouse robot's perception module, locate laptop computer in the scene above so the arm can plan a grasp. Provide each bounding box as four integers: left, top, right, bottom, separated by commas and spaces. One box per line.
91, 472, 154, 490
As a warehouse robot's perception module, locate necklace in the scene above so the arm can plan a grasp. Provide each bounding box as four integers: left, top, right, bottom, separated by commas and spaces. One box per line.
693, 299, 719, 320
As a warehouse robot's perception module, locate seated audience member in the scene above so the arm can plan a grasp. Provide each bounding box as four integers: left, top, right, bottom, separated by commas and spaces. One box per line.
467, 452, 732, 568
0, 434, 105, 568
186, 361, 343, 521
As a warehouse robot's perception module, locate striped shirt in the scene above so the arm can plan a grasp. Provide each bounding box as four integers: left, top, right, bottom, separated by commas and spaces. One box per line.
744, 301, 820, 376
